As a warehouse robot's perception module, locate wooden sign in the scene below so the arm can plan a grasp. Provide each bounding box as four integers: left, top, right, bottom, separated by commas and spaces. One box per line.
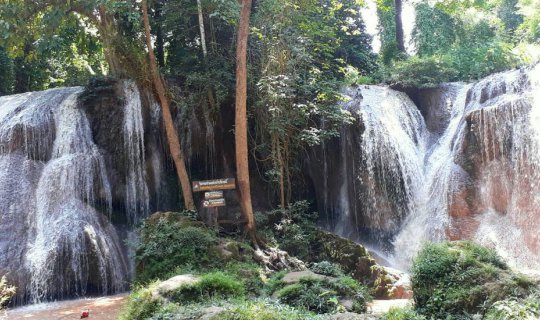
205, 191, 224, 199
203, 198, 226, 208
193, 178, 236, 192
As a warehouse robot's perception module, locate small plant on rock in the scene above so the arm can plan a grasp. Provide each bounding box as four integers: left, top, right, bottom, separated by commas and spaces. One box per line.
168, 272, 245, 303
0, 275, 15, 309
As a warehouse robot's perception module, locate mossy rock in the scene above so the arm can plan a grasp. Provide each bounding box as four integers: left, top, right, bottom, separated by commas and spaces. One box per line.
311, 230, 377, 284
210, 239, 255, 262
412, 241, 536, 319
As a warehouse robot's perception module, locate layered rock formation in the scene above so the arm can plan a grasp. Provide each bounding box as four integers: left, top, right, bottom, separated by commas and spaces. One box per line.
309, 64, 540, 270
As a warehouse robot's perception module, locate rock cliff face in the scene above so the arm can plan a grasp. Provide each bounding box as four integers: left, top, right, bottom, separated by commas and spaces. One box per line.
308, 64, 540, 270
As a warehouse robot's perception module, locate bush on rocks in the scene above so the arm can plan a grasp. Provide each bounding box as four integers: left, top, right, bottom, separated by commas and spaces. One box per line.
411, 241, 535, 319
167, 272, 245, 303
0, 275, 16, 309
274, 276, 370, 314
135, 212, 218, 283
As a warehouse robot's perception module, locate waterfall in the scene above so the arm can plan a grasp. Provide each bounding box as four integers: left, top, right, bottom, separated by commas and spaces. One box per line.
315, 86, 427, 248
394, 65, 540, 269
0, 87, 134, 304
313, 64, 540, 270
122, 81, 150, 223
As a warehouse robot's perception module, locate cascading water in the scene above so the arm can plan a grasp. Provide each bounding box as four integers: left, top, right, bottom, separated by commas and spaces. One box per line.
0, 80, 159, 304
23, 90, 127, 303
313, 86, 427, 248
123, 81, 150, 223
312, 64, 540, 270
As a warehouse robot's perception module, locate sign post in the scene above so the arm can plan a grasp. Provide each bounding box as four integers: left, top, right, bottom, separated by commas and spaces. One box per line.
192, 179, 235, 228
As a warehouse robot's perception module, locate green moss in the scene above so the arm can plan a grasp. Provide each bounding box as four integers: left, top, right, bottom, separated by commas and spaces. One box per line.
135, 212, 218, 283
219, 299, 325, 320
0, 275, 16, 309
168, 272, 245, 303
222, 262, 265, 296
411, 241, 534, 319
380, 307, 427, 320
310, 261, 344, 277
118, 284, 162, 320
275, 276, 370, 314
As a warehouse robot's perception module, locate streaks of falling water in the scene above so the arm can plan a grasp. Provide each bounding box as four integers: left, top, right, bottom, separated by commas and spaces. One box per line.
393, 64, 540, 270
391, 84, 470, 268
122, 81, 150, 224
353, 87, 427, 233
24, 90, 127, 303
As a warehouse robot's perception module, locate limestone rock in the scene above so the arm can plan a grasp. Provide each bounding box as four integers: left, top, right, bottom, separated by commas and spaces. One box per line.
281, 270, 328, 284
152, 274, 200, 301
370, 266, 412, 299
199, 306, 226, 320
330, 312, 378, 320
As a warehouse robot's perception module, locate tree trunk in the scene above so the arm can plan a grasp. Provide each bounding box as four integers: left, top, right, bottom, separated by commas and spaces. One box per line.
196, 0, 208, 58
142, 0, 196, 210
235, 0, 257, 242
395, 0, 405, 53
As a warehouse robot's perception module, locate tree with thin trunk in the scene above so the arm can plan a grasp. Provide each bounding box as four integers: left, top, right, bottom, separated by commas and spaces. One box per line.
235, 0, 257, 243
395, 0, 405, 53
142, 0, 196, 210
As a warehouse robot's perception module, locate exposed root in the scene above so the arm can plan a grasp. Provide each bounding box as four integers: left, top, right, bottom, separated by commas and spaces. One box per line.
253, 247, 306, 272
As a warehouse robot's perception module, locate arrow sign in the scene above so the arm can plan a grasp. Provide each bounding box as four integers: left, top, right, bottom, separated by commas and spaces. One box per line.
205, 191, 224, 199
203, 198, 226, 208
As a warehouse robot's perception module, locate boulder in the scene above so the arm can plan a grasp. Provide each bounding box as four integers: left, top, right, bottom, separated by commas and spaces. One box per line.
330, 312, 378, 320
281, 270, 328, 284
152, 274, 200, 301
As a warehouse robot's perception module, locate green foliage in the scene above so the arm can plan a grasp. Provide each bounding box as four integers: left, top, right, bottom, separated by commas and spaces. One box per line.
221, 262, 265, 296
387, 55, 458, 88
0, 1, 107, 92
380, 307, 427, 320
168, 272, 245, 303
135, 213, 217, 283
275, 276, 370, 314
256, 201, 318, 261
0, 275, 16, 310
485, 294, 540, 320
309, 261, 344, 277
0, 47, 14, 95
119, 284, 162, 320
219, 299, 324, 320
411, 241, 533, 319
250, 0, 371, 204
414, 3, 456, 56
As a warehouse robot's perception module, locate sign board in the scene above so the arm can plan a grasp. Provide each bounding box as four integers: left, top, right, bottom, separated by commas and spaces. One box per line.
203, 198, 226, 208
193, 178, 236, 192
205, 191, 224, 199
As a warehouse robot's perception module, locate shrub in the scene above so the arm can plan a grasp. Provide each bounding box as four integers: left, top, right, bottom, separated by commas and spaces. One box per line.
380, 307, 427, 320
411, 241, 534, 319
168, 272, 245, 303
119, 284, 162, 320
0, 275, 15, 309
275, 276, 370, 314
310, 261, 344, 277
485, 292, 540, 320
388, 55, 458, 88
256, 201, 318, 261
135, 213, 217, 282
219, 299, 324, 320
223, 262, 265, 296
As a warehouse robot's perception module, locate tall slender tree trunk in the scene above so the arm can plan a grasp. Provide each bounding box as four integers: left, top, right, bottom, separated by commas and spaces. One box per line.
235, 0, 257, 242
196, 0, 208, 58
395, 0, 405, 53
142, 0, 196, 210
